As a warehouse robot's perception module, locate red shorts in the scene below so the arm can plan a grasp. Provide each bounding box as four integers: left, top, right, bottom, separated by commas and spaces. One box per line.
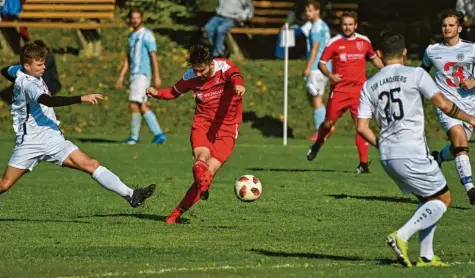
325, 92, 360, 122
190, 121, 240, 164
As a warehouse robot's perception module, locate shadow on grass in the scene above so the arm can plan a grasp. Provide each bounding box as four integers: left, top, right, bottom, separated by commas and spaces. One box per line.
76, 138, 120, 143
0, 218, 91, 224
246, 167, 336, 173
327, 194, 470, 210
249, 249, 397, 265
89, 213, 191, 224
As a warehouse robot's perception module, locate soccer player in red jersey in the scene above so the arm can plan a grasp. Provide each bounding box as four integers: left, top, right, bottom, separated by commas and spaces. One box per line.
306, 11, 383, 173
146, 44, 245, 224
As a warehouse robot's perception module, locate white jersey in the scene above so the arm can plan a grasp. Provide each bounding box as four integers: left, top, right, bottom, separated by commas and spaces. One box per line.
422, 39, 475, 114
358, 64, 440, 160
12, 70, 60, 143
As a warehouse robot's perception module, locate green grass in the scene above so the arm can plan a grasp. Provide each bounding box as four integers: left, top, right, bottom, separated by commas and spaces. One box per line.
1, 129, 475, 277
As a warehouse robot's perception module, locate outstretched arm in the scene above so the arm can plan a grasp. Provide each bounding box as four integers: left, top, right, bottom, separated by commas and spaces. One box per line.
356, 118, 378, 148
37, 94, 103, 107
146, 87, 181, 100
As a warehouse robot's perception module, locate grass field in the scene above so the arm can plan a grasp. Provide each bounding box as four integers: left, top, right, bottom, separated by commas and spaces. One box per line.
1, 127, 475, 277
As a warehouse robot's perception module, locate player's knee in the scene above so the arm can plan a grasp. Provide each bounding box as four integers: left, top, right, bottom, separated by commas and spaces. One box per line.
196, 152, 211, 163
454, 146, 469, 156
324, 120, 334, 128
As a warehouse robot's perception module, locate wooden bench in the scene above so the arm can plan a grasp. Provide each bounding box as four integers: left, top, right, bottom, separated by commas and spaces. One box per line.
0, 0, 120, 56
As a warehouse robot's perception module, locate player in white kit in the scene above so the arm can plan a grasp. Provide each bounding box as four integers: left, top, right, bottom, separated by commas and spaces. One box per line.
421, 10, 475, 204
0, 41, 156, 208
357, 31, 475, 267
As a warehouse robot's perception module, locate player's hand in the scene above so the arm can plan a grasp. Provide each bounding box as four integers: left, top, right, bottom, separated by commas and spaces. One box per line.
146, 87, 158, 98
115, 77, 124, 90
461, 79, 475, 90
154, 77, 162, 89
303, 67, 311, 77
234, 85, 245, 96
81, 94, 103, 105
329, 73, 342, 84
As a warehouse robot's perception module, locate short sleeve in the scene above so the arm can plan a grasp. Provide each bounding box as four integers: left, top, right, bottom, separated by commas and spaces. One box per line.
320, 44, 334, 63
417, 68, 439, 100
310, 28, 323, 45
366, 41, 376, 60
357, 84, 374, 118
421, 48, 432, 68
25, 82, 45, 102
7, 64, 22, 78
144, 31, 157, 53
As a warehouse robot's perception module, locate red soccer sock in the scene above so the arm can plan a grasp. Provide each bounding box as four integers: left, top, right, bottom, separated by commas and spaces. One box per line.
193, 160, 213, 190
170, 182, 201, 217
355, 133, 369, 163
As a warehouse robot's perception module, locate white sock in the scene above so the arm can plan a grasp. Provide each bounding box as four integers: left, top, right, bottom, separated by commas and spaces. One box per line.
455, 155, 474, 191
397, 200, 447, 241
92, 166, 133, 198
419, 223, 436, 260
439, 144, 454, 163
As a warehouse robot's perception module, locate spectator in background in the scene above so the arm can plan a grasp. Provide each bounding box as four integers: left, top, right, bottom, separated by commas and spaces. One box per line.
1, 0, 30, 42
456, 0, 475, 41
204, 0, 254, 58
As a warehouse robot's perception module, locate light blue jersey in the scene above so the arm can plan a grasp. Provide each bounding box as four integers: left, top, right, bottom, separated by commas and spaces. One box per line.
128, 27, 157, 79
307, 18, 331, 71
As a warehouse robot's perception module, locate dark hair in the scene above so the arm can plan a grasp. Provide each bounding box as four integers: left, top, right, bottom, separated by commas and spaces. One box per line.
188, 44, 213, 65
378, 30, 405, 59
20, 41, 48, 65
129, 8, 143, 19
442, 9, 464, 26
341, 11, 358, 23
306, 1, 320, 10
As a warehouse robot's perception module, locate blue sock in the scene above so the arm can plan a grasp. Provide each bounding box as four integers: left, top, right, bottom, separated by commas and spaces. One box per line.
313, 107, 326, 130
130, 112, 142, 140
143, 111, 163, 136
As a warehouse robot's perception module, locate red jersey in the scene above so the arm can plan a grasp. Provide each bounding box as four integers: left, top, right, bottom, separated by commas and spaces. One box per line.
320, 33, 376, 94
173, 59, 243, 125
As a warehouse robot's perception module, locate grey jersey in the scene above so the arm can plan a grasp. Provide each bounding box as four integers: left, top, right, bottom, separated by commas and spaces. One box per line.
358, 64, 439, 160
422, 40, 475, 114
12, 70, 60, 143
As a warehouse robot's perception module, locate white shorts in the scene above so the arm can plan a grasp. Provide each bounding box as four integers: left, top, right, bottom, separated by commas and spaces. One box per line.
436, 107, 473, 139
8, 129, 78, 171
129, 74, 151, 104
381, 156, 447, 198
306, 70, 328, 96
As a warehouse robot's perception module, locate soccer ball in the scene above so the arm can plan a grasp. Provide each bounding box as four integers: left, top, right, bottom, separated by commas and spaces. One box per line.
234, 174, 262, 202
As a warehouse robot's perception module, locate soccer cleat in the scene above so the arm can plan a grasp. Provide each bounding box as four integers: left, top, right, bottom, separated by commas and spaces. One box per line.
431, 151, 442, 168
199, 171, 213, 200
152, 133, 167, 144
306, 142, 321, 161
355, 162, 370, 174
467, 187, 475, 205
123, 137, 138, 145
164, 214, 180, 224
128, 184, 156, 208
415, 256, 448, 267
387, 231, 412, 267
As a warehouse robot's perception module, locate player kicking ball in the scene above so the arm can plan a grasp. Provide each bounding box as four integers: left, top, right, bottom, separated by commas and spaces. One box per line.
0, 41, 155, 207
421, 10, 475, 204
357, 31, 475, 267
146, 44, 245, 224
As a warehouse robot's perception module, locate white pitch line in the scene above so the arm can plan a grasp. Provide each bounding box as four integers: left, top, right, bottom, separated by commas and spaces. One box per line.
54, 263, 315, 278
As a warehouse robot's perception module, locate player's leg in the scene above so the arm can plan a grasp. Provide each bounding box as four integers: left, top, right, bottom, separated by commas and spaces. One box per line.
136, 76, 166, 144
382, 158, 450, 267
307, 93, 342, 161
351, 100, 370, 173
306, 70, 326, 140
0, 166, 26, 195
124, 101, 141, 144
61, 149, 155, 207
